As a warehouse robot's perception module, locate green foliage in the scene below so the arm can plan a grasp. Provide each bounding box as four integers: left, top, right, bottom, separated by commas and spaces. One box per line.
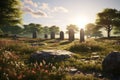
43, 26, 50, 34
23, 23, 43, 34
0, 0, 22, 27
85, 23, 103, 38
23, 24, 60, 35
0, 38, 120, 80
113, 27, 120, 35
0, 25, 23, 34
96, 8, 120, 37
0, 29, 3, 34
49, 25, 60, 34
66, 24, 79, 33
68, 41, 104, 53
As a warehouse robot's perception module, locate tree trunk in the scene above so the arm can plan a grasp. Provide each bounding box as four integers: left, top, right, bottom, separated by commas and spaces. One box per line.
106, 25, 112, 38
107, 28, 111, 38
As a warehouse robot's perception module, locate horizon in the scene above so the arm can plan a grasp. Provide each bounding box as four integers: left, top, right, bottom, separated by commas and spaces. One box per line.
21, 0, 120, 31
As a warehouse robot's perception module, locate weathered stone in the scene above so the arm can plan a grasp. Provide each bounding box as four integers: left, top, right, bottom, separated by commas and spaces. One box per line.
68, 29, 74, 41
29, 50, 73, 63
31, 43, 47, 46
80, 29, 85, 42
102, 51, 120, 77
50, 32, 55, 39
32, 31, 37, 38
12, 34, 17, 40
60, 31, 64, 40
44, 34, 48, 39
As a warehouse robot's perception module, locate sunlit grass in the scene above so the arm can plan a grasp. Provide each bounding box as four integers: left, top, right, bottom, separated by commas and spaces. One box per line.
0, 37, 120, 80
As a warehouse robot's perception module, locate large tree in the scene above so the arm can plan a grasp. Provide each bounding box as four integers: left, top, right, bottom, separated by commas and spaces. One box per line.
23, 23, 43, 34
0, 0, 22, 27
85, 23, 96, 38
43, 26, 50, 34
49, 25, 60, 34
85, 23, 103, 38
96, 8, 120, 38
66, 24, 79, 33
0, 25, 23, 34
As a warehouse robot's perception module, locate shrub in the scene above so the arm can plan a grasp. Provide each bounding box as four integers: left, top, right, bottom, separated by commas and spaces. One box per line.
68, 41, 104, 53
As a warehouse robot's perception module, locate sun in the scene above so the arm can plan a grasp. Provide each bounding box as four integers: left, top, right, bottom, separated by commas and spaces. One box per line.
72, 16, 90, 29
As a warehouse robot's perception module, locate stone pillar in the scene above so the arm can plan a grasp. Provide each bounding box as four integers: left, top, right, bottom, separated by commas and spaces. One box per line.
60, 31, 64, 40
44, 34, 48, 39
80, 29, 85, 42
32, 31, 37, 38
69, 29, 74, 41
13, 34, 17, 40
50, 32, 55, 39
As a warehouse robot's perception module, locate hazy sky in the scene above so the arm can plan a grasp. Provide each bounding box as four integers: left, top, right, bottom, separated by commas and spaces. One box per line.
21, 0, 120, 30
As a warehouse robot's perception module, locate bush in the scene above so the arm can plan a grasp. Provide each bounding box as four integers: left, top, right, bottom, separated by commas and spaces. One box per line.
68, 40, 105, 53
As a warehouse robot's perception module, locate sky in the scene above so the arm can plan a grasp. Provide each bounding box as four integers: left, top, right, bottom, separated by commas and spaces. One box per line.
21, 0, 120, 31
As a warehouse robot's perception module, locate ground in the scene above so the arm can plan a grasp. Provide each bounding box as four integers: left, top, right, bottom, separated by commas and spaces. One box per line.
0, 37, 120, 80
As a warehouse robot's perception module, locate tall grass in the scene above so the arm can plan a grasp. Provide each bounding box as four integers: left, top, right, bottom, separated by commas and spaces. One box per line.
0, 39, 38, 54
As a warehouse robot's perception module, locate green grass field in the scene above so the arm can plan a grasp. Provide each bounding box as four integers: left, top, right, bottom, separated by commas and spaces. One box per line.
0, 37, 120, 80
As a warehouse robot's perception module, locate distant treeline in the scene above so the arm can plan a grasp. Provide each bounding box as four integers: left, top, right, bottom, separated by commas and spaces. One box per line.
0, 23, 60, 36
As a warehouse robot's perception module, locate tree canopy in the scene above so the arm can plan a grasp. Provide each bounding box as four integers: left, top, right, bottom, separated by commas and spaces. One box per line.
49, 25, 60, 34
96, 8, 120, 38
43, 26, 50, 34
23, 23, 43, 34
0, 0, 22, 27
85, 23, 103, 38
66, 24, 79, 33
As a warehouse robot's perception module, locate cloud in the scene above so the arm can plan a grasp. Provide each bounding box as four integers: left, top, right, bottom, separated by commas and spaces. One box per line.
39, 3, 68, 13
53, 6, 68, 13
40, 3, 49, 10
23, 6, 47, 18
22, 0, 68, 18
24, 0, 38, 7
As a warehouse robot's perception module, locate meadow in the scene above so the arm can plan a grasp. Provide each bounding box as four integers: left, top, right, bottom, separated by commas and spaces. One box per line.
0, 37, 120, 80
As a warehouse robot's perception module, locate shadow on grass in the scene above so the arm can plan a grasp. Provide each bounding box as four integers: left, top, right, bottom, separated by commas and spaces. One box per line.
60, 41, 71, 45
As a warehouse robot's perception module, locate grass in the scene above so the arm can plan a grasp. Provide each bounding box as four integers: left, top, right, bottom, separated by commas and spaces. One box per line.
0, 37, 120, 80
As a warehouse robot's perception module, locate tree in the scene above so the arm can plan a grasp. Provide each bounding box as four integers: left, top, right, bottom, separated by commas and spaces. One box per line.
0, 0, 22, 27
85, 23, 96, 38
0, 25, 23, 34
0, 29, 3, 35
23, 23, 43, 34
113, 27, 120, 35
43, 26, 50, 34
85, 23, 103, 38
49, 25, 60, 34
66, 24, 79, 33
96, 8, 120, 38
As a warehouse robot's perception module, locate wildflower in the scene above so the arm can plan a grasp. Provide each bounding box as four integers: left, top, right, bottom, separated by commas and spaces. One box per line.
31, 70, 36, 74
40, 62, 43, 67
44, 69, 48, 73
17, 74, 23, 80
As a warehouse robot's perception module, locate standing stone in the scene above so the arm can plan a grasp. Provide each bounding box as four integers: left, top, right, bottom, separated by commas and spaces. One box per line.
44, 34, 48, 39
69, 29, 74, 41
50, 32, 55, 39
60, 31, 64, 40
32, 31, 37, 38
13, 34, 17, 40
102, 51, 120, 78
80, 29, 85, 42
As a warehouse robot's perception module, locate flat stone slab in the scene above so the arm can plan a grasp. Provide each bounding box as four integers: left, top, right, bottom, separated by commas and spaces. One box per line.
29, 50, 73, 63
40, 50, 73, 55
